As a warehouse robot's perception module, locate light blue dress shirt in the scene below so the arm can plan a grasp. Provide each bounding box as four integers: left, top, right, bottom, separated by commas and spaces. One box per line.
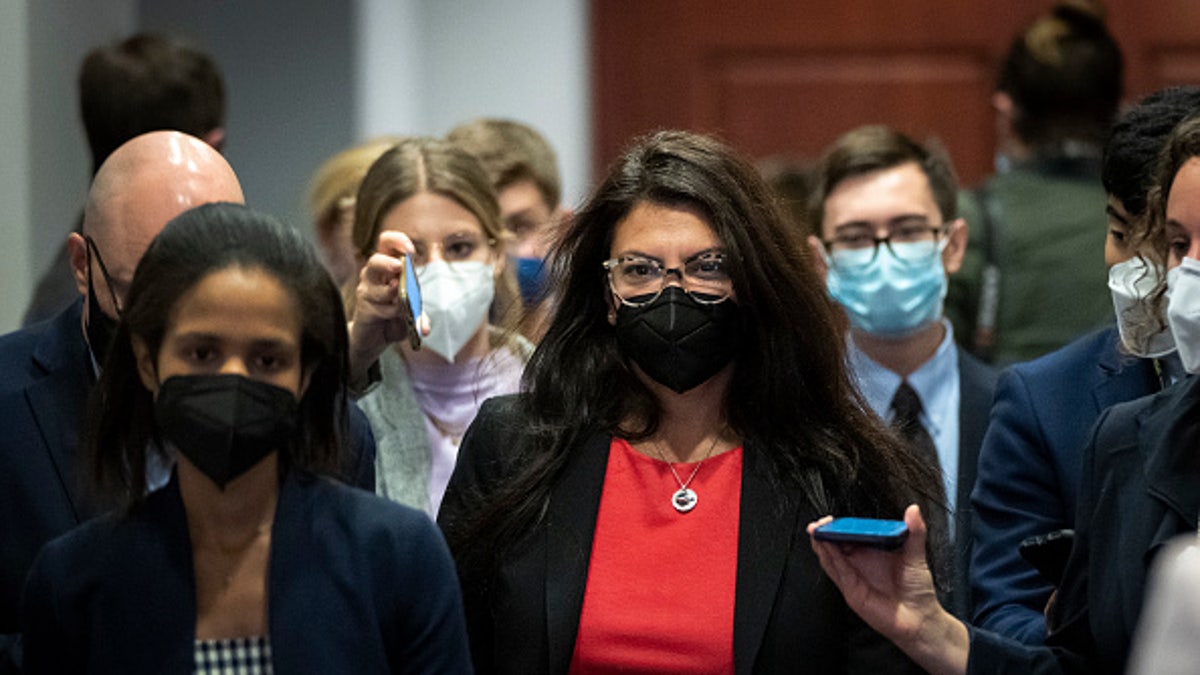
847, 320, 961, 530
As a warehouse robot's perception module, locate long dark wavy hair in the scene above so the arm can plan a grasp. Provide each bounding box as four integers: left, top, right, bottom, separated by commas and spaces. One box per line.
447, 130, 946, 576
90, 202, 350, 506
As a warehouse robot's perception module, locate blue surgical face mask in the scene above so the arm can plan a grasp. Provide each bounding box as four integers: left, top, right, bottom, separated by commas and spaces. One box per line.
514, 255, 547, 305
824, 240, 948, 337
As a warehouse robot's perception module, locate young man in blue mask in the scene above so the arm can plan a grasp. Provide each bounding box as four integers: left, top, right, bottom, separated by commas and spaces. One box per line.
807, 125, 998, 620
447, 118, 569, 343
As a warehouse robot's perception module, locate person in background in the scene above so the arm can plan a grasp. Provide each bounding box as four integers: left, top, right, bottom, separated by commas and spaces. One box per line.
438, 130, 938, 673
347, 137, 530, 516
306, 136, 405, 289
447, 118, 569, 343
21, 203, 469, 673
807, 111, 1200, 675
946, 0, 1122, 365
23, 33, 226, 327
970, 85, 1200, 646
759, 157, 816, 240
807, 125, 997, 620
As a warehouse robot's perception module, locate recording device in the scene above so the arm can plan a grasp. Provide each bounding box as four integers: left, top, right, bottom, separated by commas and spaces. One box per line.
1019, 529, 1074, 586
398, 254, 422, 350
813, 518, 909, 551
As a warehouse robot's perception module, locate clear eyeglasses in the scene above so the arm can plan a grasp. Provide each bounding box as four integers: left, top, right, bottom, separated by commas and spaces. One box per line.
602, 251, 733, 307
823, 220, 946, 271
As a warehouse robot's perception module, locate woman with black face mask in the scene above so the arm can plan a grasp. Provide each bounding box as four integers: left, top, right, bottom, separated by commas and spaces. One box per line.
20, 203, 469, 673
437, 130, 943, 673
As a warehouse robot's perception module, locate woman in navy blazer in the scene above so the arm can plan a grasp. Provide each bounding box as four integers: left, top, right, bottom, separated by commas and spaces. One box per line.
437, 131, 941, 673
21, 203, 469, 673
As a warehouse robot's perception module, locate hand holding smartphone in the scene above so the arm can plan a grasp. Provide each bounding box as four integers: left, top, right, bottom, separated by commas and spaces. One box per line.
812, 517, 909, 551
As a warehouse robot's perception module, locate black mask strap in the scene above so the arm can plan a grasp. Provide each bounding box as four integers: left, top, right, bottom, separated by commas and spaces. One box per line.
84, 234, 123, 318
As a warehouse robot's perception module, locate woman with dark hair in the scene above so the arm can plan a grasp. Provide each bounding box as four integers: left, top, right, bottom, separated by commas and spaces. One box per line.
807, 112, 1200, 675
21, 203, 469, 673
437, 130, 939, 673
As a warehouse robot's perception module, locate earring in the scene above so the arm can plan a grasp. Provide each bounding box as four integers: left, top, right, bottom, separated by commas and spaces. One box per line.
607, 308, 617, 324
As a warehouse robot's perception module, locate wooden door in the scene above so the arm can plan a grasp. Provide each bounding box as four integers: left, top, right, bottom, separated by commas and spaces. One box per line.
592, 1, 1200, 188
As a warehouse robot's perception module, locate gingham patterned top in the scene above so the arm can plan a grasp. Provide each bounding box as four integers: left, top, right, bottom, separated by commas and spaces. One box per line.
194, 636, 272, 675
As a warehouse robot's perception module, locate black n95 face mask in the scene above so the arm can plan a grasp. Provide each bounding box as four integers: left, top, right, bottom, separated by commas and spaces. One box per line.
155, 374, 299, 489
614, 286, 740, 394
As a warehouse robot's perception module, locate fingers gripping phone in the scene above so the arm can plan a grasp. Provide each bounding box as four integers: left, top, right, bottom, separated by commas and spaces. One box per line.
813, 518, 909, 551
398, 254, 422, 350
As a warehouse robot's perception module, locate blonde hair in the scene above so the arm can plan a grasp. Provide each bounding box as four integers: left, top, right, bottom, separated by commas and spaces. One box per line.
307, 136, 405, 242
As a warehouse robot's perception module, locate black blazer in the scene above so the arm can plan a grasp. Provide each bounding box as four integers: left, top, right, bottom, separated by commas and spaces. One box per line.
439, 395, 922, 674
0, 300, 94, 670
966, 375, 1200, 674
0, 300, 377, 672
21, 470, 470, 674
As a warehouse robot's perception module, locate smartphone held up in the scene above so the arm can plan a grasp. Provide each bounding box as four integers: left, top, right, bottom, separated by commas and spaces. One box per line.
398, 253, 423, 350
812, 517, 909, 551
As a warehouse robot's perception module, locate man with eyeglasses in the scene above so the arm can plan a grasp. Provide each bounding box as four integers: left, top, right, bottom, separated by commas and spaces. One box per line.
807, 124, 998, 621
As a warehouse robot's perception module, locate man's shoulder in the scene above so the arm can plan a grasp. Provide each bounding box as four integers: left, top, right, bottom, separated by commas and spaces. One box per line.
0, 300, 82, 369
1007, 326, 1121, 381
0, 301, 85, 393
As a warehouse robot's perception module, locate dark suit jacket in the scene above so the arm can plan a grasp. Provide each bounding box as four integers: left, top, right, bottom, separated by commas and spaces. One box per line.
966, 374, 1200, 675
21, 470, 470, 674
438, 395, 922, 675
969, 326, 1160, 645
947, 349, 999, 620
0, 300, 378, 671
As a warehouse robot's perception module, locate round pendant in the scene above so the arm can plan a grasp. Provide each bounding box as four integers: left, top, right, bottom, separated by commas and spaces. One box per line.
672, 487, 698, 513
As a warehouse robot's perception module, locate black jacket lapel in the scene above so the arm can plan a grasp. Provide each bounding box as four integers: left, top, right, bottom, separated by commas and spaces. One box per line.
733, 444, 800, 673
544, 430, 610, 674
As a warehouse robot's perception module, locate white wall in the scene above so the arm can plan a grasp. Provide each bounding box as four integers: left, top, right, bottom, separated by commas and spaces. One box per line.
2, 0, 590, 333
356, 0, 590, 207
419, 0, 590, 209
356, 0, 425, 139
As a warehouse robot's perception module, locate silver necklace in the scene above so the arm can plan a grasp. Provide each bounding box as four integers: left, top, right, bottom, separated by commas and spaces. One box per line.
649, 432, 722, 513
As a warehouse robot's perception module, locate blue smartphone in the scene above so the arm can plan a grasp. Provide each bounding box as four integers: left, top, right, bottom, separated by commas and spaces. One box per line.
400, 254, 422, 350
813, 518, 908, 551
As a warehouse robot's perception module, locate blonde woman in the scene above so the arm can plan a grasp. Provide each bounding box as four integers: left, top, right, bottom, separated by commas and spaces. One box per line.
347, 137, 529, 515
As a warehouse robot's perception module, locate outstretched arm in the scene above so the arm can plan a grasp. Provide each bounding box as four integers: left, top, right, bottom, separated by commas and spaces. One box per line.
808, 504, 970, 675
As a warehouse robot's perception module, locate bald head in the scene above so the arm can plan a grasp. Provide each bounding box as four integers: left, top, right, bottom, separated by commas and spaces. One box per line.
72, 130, 244, 330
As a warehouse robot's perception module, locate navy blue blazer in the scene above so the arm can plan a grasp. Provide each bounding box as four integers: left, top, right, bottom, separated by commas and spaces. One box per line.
0, 300, 377, 670
439, 395, 922, 675
966, 374, 1200, 674
21, 470, 471, 673
969, 326, 1160, 645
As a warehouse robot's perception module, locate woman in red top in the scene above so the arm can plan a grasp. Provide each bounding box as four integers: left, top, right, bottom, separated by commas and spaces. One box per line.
437, 130, 942, 674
